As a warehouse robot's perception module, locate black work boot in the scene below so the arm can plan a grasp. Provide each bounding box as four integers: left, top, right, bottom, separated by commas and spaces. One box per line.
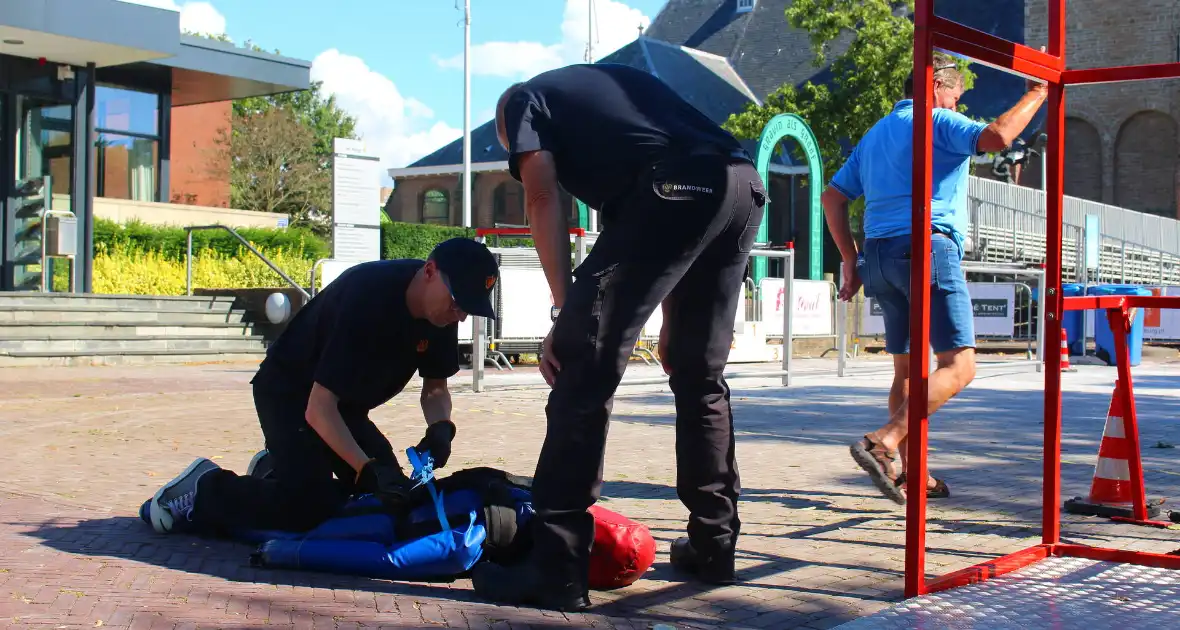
670, 537, 737, 585
471, 560, 590, 612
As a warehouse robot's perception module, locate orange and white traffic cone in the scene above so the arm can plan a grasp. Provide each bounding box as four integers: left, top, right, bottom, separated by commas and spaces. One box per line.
1064, 380, 1160, 519
1087, 380, 1132, 506
1060, 328, 1076, 372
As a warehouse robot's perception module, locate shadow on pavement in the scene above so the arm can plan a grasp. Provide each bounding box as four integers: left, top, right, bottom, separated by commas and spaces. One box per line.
18, 486, 893, 629
14, 367, 1180, 629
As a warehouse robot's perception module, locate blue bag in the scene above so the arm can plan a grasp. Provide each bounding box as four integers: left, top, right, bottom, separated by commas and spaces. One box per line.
245, 449, 534, 582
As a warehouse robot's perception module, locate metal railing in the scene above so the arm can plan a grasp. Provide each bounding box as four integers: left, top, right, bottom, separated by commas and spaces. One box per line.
968, 175, 1180, 257
467, 246, 797, 392
184, 224, 311, 303
967, 195, 1180, 285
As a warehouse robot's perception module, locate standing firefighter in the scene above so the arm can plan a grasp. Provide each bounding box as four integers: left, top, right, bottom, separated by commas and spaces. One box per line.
473, 63, 767, 611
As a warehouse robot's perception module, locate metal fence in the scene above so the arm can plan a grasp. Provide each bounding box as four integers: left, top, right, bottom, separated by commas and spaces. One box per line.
966, 177, 1180, 285
466, 244, 798, 392
968, 176, 1180, 256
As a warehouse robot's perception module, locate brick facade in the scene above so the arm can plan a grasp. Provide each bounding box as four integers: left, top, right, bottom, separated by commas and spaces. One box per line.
1025, 0, 1180, 218
385, 173, 578, 228
168, 101, 232, 208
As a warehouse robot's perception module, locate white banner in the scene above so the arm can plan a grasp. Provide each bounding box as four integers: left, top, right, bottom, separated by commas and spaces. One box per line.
471, 268, 749, 343
758, 278, 834, 337
319, 259, 361, 292
497, 268, 555, 339
861, 282, 1017, 337
1142, 286, 1180, 341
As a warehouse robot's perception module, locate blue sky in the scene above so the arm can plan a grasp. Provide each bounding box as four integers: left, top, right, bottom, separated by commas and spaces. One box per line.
124, 0, 668, 178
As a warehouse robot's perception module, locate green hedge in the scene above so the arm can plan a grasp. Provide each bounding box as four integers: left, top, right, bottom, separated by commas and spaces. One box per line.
94, 218, 330, 261
93, 216, 544, 265
381, 221, 476, 260
380, 220, 549, 259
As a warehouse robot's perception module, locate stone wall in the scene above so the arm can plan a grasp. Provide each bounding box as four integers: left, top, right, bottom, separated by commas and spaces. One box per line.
1024, 0, 1180, 218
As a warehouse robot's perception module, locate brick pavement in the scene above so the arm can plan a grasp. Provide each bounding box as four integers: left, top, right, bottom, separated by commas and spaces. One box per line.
1, 358, 1179, 629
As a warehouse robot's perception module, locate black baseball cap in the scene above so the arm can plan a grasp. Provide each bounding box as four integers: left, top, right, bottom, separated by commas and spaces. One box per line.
430, 238, 499, 319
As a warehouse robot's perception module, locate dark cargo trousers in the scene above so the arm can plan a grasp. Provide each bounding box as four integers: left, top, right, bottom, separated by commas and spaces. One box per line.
192, 383, 398, 534
530, 151, 767, 586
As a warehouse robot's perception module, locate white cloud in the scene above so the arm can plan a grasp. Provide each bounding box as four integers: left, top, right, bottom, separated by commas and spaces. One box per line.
123, 1, 454, 179
310, 50, 463, 176
118, 0, 227, 36
434, 0, 652, 80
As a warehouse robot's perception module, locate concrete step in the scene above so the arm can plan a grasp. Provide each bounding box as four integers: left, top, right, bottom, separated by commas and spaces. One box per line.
0, 292, 239, 312
0, 321, 255, 339
0, 349, 267, 368
0, 335, 267, 354
0, 306, 249, 325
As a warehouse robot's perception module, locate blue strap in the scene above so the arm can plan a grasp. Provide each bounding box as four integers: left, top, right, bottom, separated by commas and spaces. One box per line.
406, 447, 450, 533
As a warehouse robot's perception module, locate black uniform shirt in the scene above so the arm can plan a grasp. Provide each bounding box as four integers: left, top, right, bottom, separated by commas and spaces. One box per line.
251, 259, 459, 412
501, 63, 744, 213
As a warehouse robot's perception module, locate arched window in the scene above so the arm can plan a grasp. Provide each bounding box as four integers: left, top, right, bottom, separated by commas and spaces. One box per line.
1115, 111, 1178, 217
1064, 117, 1102, 202
493, 181, 526, 226
421, 189, 450, 225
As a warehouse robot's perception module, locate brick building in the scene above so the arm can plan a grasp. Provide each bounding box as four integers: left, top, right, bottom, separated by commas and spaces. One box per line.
1, 0, 310, 292
168, 101, 233, 208
387, 1, 1180, 279
1020, 0, 1180, 218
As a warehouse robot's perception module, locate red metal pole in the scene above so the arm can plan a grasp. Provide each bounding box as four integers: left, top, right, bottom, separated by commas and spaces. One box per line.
931, 33, 1062, 84
905, 0, 935, 600
924, 545, 1051, 595
929, 16, 1064, 74
1063, 62, 1180, 86
1108, 306, 1149, 522
1040, 0, 1067, 548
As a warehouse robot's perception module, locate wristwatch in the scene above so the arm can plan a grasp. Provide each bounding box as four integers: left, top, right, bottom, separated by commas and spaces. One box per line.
550, 305, 560, 322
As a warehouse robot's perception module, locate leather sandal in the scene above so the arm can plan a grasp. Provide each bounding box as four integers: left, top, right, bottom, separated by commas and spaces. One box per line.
895, 473, 951, 500
849, 433, 906, 504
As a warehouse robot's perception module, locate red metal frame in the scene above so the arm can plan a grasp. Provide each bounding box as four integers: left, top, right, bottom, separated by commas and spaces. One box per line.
474, 227, 586, 237
908, 1, 1180, 599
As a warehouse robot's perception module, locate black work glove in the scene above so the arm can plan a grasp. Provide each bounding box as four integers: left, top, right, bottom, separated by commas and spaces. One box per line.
415, 420, 457, 469
355, 458, 413, 510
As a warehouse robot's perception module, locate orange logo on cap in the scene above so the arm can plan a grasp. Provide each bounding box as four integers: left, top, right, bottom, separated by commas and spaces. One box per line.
417, 340, 429, 353
486, 276, 496, 289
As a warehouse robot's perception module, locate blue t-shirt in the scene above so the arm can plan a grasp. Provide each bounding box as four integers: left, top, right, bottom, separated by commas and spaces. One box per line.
829, 100, 987, 250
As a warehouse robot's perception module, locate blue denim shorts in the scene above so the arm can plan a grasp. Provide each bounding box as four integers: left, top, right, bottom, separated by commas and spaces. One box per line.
859, 233, 976, 355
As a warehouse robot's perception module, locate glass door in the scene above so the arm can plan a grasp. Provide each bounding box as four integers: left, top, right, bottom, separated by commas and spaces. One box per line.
10, 97, 72, 291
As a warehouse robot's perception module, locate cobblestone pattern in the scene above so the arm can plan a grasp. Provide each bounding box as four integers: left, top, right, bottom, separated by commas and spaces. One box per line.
1, 359, 1179, 629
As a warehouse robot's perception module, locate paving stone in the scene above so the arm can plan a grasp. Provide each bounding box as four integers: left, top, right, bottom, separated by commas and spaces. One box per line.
1, 360, 1178, 628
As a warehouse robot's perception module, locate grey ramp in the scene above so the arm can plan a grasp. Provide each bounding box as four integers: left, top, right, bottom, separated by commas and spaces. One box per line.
836, 556, 1180, 629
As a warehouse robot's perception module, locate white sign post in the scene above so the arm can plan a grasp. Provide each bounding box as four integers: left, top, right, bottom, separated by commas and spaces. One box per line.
329, 138, 382, 288
758, 278, 834, 337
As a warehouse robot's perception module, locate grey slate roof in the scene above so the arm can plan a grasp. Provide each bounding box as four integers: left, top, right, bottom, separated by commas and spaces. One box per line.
645, 0, 853, 102
407, 36, 767, 168
404, 0, 1038, 171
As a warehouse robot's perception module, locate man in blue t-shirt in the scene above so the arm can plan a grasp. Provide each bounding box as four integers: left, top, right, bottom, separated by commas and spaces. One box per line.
822, 53, 1047, 505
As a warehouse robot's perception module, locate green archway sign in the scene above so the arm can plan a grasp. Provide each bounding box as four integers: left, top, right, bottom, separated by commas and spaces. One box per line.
755, 113, 824, 282
576, 199, 589, 229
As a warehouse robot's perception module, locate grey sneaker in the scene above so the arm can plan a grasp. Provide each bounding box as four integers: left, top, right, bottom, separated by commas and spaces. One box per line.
247, 449, 274, 479
147, 457, 220, 534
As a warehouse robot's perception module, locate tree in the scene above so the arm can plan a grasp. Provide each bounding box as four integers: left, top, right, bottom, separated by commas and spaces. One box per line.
723, 1, 978, 188
185, 32, 360, 236
212, 107, 333, 235
234, 82, 359, 160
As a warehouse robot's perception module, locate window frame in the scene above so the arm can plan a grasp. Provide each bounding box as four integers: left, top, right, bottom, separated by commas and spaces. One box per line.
93, 82, 163, 202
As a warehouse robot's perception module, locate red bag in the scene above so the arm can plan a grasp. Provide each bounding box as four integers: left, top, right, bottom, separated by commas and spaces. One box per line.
588, 504, 656, 589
